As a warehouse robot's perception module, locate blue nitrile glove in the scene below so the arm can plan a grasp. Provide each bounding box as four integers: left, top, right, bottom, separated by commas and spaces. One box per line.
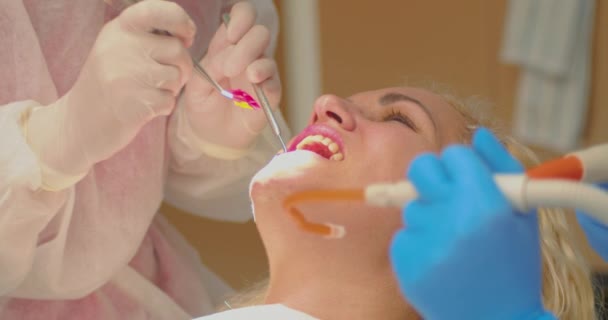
390, 128, 556, 320
576, 183, 608, 260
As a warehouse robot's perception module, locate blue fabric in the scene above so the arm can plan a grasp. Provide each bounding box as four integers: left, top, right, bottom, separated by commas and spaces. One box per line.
576, 183, 608, 260
390, 128, 554, 320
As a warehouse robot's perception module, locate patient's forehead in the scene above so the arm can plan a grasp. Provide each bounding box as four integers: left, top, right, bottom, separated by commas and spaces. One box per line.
349, 86, 467, 146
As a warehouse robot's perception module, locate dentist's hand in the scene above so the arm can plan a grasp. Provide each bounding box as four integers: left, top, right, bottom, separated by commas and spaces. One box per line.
390, 128, 555, 320
576, 183, 608, 260
27, 0, 194, 189
180, 1, 281, 152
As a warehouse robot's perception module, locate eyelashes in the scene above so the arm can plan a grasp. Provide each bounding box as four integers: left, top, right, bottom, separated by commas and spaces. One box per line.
382, 108, 419, 132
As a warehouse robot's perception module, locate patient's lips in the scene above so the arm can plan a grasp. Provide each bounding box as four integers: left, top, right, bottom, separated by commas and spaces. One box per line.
288, 124, 344, 161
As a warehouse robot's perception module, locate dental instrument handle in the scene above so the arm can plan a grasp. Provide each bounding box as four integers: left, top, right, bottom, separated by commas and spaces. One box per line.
365, 175, 532, 210
219, 13, 286, 151
525, 179, 608, 225
253, 84, 288, 151
149, 30, 234, 100
569, 143, 608, 183
365, 175, 608, 226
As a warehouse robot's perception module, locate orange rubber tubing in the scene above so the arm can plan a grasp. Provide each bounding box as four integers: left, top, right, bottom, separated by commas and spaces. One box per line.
283, 189, 364, 237
285, 155, 584, 236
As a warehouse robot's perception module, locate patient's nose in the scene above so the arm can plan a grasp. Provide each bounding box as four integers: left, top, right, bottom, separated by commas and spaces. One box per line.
309, 94, 356, 131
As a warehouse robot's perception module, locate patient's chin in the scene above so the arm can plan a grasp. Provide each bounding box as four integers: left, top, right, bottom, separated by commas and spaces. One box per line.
249, 150, 325, 199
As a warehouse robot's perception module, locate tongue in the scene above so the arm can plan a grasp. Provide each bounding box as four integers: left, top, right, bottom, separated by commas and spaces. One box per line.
302, 142, 333, 159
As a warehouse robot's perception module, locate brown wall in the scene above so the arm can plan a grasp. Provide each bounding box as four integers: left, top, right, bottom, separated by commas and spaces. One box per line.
163, 0, 608, 290
318, 0, 607, 147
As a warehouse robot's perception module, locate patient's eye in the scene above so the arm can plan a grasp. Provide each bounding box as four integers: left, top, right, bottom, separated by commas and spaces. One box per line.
383, 108, 418, 132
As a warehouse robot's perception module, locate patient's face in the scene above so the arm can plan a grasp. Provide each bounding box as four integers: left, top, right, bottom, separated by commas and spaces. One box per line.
250, 87, 465, 270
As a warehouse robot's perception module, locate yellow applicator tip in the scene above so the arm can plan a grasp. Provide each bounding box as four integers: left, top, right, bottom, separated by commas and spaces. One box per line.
233, 100, 254, 110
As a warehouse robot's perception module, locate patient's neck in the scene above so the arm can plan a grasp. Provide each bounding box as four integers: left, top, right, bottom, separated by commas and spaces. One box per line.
264, 257, 420, 320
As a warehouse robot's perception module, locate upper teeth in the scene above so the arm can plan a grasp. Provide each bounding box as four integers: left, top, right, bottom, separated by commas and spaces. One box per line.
296, 134, 343, 160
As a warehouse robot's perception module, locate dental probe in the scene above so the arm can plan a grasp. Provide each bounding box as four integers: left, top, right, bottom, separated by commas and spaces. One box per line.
253, 84, 288, 151
109, 0, 288, 151
192, 62, 235, 100
106, 0, 235, 100
221, 13, 288, 152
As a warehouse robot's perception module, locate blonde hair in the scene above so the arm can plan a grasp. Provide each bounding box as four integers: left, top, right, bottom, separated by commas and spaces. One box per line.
223, 88, 598, 319
440, 91, 597, 320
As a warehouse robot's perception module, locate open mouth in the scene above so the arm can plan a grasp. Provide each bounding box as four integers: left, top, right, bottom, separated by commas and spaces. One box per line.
287, 125, 345, 161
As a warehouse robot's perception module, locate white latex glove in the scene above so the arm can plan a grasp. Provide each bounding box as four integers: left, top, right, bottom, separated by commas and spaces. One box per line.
26, 0, 194, 190
179, 1, 281, 153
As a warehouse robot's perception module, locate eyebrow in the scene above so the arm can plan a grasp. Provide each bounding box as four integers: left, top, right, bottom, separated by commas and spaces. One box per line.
379, 92, 438, 130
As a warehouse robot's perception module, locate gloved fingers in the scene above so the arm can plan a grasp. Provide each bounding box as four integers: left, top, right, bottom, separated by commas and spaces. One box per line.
407, 153, 450, 202
118, 0, 196, 48
143, 89, 177, 117
146, 35, 193, 89
472, 127, 523, 173
226, 1, 258, 44
390, 229, 438, 278
200, 45, 233, 84
206, 21, 230, 56
120, 88, 175, 121
246, 58, 281, 109
441, 145, 497, 192
246, 58, 277, 84
141, 63, 182, 96
205, 1, 256, 57
403, 201, 440, 231
224, 25, 271, 78
390, 230, 417, 271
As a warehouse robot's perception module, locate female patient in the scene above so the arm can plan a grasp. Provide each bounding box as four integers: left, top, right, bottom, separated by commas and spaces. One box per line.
200, 86, 595, 319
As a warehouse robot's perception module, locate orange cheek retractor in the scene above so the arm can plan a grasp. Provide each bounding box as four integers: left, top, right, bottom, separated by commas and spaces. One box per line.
283, 144, 608, 239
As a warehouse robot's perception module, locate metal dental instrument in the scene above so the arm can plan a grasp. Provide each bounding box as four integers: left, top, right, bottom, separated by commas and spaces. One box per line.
107, 0, 234, 100
109, 0, 287, 151
222, 14, 288, 152
253, 84, 288, 151
192, 62, 234, 99
152, 32, 234, 100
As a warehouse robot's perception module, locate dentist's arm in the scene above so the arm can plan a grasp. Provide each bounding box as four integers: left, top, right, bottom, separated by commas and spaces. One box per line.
0, 1, 194, 298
